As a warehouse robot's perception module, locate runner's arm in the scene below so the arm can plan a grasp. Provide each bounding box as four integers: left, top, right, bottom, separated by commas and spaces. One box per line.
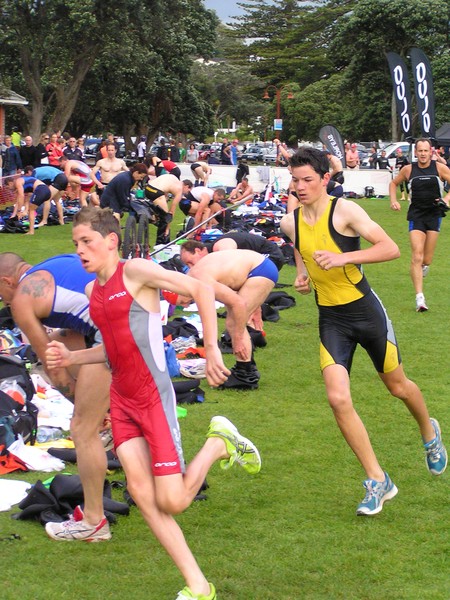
314, 200, 400, 269
125, 260, 229, 386
280, 213, 311, 293
46, 341, 106, 369
437, 163, 450, 205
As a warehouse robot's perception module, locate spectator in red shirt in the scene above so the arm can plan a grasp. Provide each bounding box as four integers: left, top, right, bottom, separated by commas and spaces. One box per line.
46, 133, 64, 166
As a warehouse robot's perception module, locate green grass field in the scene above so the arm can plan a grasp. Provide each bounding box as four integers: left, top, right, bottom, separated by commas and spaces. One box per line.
0, 199, 449, 599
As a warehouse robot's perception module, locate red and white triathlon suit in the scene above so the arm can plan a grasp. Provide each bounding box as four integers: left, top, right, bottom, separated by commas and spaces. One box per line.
90, 260, 184, 476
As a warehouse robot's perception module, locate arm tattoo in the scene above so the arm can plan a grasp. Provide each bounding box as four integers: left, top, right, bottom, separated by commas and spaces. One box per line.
19, 275, 49, 299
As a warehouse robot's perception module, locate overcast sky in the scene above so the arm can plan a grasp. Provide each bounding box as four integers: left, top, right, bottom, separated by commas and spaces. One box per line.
203, 0, 245, 23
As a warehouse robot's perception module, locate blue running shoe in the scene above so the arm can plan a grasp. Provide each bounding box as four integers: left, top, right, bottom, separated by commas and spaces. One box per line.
356, 472, 398, 516
424, 418, 448, 476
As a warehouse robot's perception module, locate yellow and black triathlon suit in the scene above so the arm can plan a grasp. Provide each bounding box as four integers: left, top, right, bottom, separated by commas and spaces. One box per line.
293, 197, 401, 374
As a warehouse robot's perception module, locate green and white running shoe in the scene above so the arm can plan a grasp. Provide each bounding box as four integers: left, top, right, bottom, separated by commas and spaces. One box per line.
176, 582, 216, 600
207, 416, 261, 474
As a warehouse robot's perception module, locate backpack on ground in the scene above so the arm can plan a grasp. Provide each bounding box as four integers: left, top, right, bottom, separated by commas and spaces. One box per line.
0, 353, 38, 446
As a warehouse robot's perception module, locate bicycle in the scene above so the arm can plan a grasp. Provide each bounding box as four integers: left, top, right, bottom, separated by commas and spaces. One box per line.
122, 190, 172, 260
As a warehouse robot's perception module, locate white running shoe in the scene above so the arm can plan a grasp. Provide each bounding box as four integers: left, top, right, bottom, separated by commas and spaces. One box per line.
45, 506, 111, 542
422, 265, 430, 278
415, 293, 428, 312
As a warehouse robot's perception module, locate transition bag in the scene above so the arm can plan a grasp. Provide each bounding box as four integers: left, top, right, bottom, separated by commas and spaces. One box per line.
0, 353, 38, 445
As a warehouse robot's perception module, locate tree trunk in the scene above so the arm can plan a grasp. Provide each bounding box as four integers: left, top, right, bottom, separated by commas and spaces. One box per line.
19, 99, 45, 140
47, 56, 97, 133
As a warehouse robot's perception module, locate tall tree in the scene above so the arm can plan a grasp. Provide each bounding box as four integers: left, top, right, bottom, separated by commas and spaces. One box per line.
330, 0, 450, 139
228, 0, 355, 86
191, 60, 266, 131
0, 0, 219, 139
0, 0, 140, 137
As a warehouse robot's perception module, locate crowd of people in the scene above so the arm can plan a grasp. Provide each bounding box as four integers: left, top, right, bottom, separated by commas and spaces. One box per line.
0, 128, 449, 599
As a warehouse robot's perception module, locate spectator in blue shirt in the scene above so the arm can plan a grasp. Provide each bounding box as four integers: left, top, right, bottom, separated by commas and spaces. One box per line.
2, 135, 22, 175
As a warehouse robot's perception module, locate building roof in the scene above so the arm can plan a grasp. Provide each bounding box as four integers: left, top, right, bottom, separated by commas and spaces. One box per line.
0, 88, 28, 106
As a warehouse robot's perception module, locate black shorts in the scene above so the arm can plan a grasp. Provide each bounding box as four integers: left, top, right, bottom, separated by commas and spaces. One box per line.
190, 163, 201, 172
318, 291, 401, 374
145, 185, 165, 202
48, 173, 68, 191
96, 182, 108, 198
30, 184, 51, 207
408, 215, 442, 233
179, 199, 192, 216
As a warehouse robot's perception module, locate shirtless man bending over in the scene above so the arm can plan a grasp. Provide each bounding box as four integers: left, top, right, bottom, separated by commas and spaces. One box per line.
168, 249, 278, 390
144, 173, 183, 245
60, 155, 102, 207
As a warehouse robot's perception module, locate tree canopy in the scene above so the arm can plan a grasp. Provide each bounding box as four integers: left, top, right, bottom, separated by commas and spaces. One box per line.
0, 0, 219, 141
0, 0, 448, 144
227, 0, 450, 142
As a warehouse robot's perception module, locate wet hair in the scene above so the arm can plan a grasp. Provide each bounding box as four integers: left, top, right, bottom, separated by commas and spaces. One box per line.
130, 163, 148, 175
213, 188, 226, 200
143, 155, 159, 168
289, 147, 330, 178
180, 240, 207, 253
73, 207, 122, 249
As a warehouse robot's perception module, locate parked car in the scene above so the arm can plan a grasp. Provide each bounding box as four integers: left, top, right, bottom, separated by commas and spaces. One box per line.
197, 143, 213, 160
263, 148, 289, 166
240, 146, 271, 162
361, 142, 411, 168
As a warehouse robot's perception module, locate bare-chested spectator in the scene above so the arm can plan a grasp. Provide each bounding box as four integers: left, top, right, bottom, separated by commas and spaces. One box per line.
144, 173, 183, 244
92, 143, 129, 202
228, 177, 254, 205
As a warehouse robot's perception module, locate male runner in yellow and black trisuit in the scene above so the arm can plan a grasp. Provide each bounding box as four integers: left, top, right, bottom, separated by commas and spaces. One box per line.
281, 146, 447, 516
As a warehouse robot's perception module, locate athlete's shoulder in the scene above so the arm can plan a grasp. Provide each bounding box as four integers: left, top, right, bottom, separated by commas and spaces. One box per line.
123, 257, 160, 278
14, 268, 55, 316
280, 211, 295, 234
436, 161, 450, 179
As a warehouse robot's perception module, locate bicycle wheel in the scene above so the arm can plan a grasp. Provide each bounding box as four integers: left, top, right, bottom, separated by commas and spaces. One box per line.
122, 215, 137, 259
137, 214, 150, 259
